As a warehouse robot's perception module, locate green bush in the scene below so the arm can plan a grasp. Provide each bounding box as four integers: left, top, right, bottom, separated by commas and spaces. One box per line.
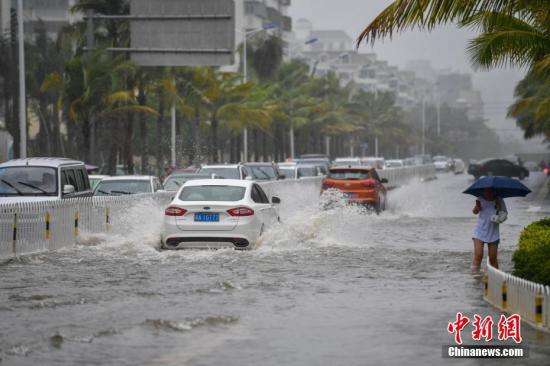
512, 218, 550, 286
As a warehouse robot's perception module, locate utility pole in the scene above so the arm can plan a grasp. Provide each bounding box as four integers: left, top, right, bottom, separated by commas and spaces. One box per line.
421, 98, 426, 156
243, 33, 248, 162
374, 136, 379, 157
325, 136, 330, 157
436, 101, 441, 136
17, 0, 27, 158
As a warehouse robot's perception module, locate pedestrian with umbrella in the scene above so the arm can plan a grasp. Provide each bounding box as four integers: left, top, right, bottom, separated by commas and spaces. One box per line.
463, 176, 531, 272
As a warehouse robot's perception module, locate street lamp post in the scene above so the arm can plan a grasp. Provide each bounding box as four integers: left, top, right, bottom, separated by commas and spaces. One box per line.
288, 37, 318, 160
241, 23, 277, 162
17, 0, 27, 158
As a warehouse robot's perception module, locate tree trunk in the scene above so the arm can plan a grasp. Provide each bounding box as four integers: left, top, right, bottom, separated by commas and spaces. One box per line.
124, 112, 134, 174
261, 130, 267, 162
138, 87, 148, 174
211, 115, 219, 163
156, 91, 165, 176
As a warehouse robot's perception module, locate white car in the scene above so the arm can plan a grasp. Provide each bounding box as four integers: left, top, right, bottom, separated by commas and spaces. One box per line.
452, 159, 466, 174
385, 159, 404, 168
277, 163, 321, 179
333, 157, 362, 167
89, 175, 109, 190
93, 175, 163, 196
433, 156, 450, 171
161, 179, 281, 250
0, 157, 93, 203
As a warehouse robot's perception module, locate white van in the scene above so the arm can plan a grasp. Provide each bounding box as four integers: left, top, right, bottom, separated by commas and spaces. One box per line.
0, 158, 93, 203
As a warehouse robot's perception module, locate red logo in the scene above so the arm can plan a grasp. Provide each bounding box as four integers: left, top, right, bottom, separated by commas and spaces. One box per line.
448, 313, 522, 344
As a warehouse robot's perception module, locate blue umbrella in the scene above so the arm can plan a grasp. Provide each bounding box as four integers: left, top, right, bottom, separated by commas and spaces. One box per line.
463, 176, 531, 198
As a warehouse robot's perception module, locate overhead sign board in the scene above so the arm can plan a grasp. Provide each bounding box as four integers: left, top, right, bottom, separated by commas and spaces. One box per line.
129, 0, 235, 67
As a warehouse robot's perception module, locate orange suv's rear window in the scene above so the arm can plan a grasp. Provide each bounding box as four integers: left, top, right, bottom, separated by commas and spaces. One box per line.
328, 170, 372, 180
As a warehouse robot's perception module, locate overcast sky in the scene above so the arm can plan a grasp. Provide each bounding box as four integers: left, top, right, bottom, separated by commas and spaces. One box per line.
289, 0, 538, 149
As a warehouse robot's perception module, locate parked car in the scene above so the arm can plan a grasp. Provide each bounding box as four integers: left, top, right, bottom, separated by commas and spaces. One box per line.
242, 162, 284, 181
94, 175, 163, 196
198, 164, 249, 180
452, 159, 466, 174
0, 158, 92, 203
161, 179, 280, 250
278, 163, 321, 179
403, 157, 416, 166
321, 166, 388, 212
468, 159, 529, 180
333, 157, 362, 167
414, 154, 432, 165
298, 154, 331, 173
361, 157, 385, 169
163, 173, 210, 192
433, 156, 450, 171
89, 175, 109, 190
385, 159, 404, 168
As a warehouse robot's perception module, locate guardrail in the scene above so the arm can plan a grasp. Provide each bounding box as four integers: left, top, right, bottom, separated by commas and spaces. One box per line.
379, 164, 436, 189
0, 166, 435, 260
484, 263, 550, 332
0, 193, 174, 260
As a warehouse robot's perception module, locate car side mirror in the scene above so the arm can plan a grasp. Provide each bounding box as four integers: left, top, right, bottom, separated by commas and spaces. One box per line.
380, 178, 388, 184
272, 196, 281, 204
63, 184, 75, 195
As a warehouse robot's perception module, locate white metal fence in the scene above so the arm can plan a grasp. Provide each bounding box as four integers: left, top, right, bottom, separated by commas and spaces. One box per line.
379, 164, 436, 189
0, 166, 435, 260
485, 263, 550, 332
0, 193, 174, 260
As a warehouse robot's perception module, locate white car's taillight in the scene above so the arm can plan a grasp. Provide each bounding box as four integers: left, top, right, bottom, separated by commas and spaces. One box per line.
227, 207, 254, 216
165, 206, 187, 216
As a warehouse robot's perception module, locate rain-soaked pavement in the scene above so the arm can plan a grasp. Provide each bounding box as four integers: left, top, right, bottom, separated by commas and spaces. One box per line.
1, 173, 550, 366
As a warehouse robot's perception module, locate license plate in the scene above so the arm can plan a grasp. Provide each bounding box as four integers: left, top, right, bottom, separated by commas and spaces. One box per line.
194, 213, 220, 222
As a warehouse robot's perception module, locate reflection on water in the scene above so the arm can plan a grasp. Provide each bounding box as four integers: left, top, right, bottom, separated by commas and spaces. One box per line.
0, 173, 549, 366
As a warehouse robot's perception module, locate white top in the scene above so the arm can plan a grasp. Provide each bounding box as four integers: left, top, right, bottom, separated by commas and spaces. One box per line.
473, 197, 508, 243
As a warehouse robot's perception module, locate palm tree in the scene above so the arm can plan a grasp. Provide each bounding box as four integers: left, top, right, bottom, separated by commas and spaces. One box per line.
357, 0, 549, 71
508, 70, 550, 139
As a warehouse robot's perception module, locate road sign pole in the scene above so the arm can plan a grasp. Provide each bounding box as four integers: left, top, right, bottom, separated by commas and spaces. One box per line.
17, 0, 27, 158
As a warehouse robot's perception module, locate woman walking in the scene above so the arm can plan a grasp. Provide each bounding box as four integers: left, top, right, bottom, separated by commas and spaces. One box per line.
471, 187, 507, 272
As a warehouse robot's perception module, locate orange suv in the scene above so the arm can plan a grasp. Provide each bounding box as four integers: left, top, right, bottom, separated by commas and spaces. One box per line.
321, 167, 388, 212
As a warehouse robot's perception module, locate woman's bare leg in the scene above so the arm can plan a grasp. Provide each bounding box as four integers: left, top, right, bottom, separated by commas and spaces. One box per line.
472, 238, 484, 272
488, 243, 499, 269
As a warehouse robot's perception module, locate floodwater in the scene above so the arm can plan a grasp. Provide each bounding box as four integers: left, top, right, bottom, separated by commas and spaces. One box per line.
1, 173, 549, 366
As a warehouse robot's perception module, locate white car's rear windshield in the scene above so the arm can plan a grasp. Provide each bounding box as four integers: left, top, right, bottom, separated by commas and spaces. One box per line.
179, 185, 246, 202
95, 180, 151, 196
198, 167, 240, 179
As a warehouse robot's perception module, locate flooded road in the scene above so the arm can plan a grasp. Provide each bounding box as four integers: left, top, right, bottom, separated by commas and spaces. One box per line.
1, 173, 549, 365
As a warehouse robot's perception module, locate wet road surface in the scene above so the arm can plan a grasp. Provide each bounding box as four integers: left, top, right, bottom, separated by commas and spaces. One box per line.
1, 173, 549, 365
